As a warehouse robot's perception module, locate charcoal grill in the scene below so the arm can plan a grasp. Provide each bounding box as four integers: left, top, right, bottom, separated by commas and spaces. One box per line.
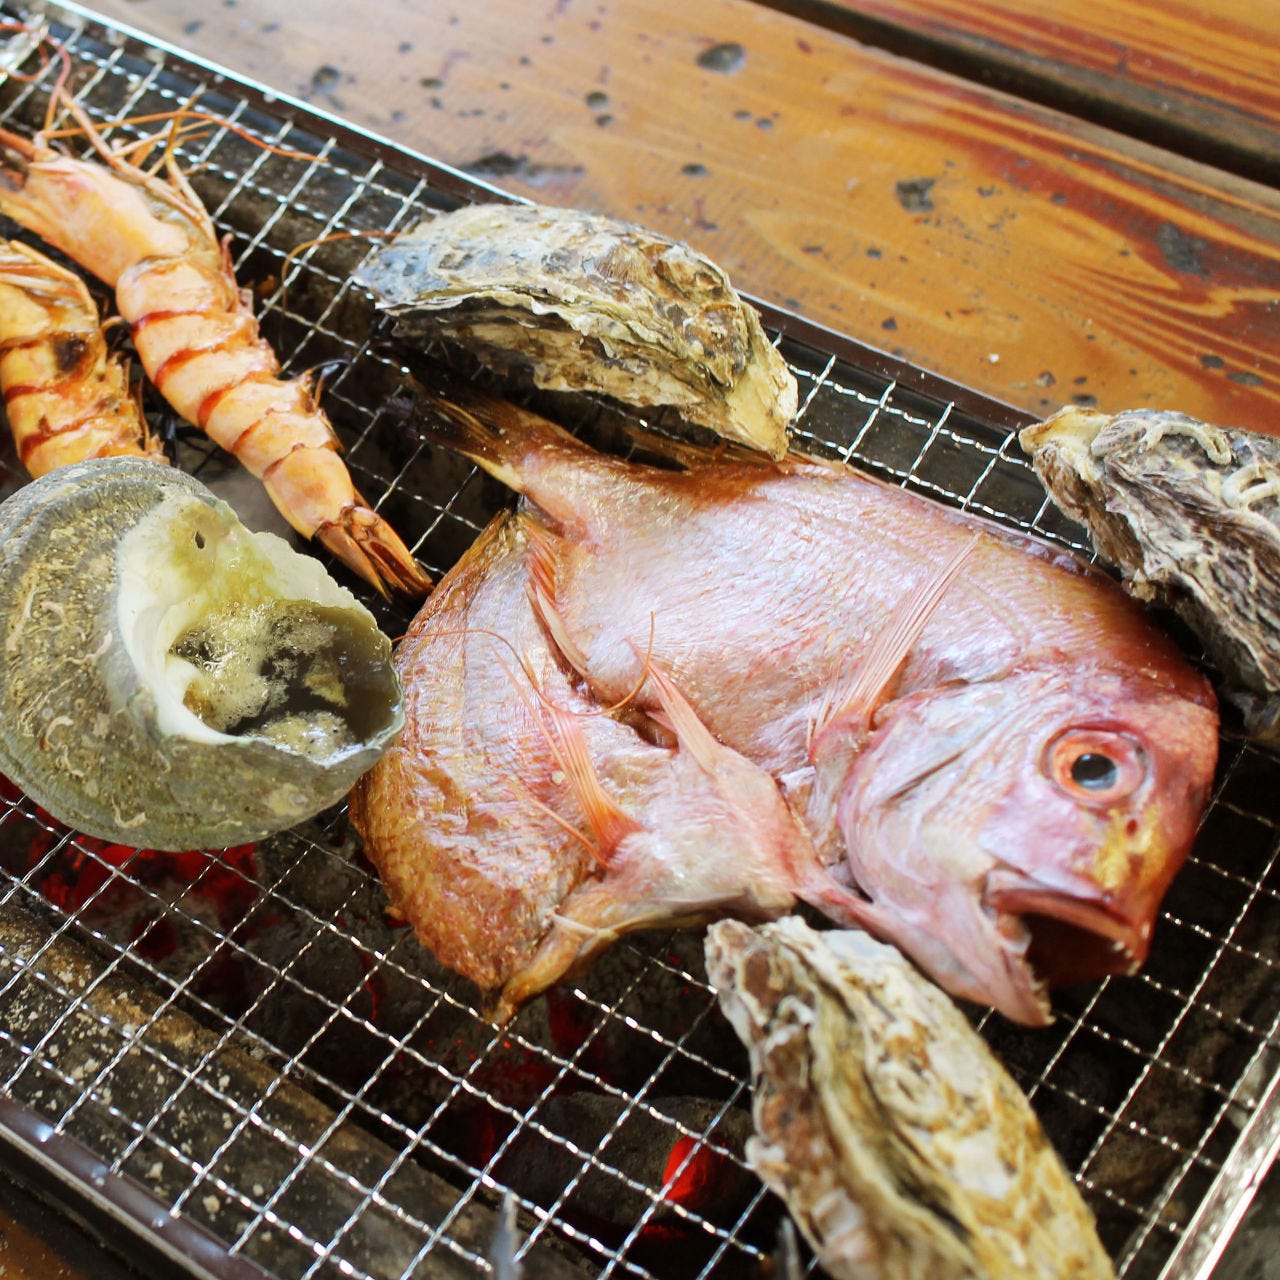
0, 3, 1277, 1278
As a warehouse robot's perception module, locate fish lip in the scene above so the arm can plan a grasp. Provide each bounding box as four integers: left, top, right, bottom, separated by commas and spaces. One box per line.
985, 876, 1149, 988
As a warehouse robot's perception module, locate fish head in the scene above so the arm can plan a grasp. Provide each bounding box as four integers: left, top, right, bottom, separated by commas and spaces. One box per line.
836, 667, 1218, 1024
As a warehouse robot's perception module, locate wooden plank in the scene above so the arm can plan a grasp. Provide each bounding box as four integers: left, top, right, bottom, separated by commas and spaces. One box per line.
775, 0, 1280, 181
65, 0, 1280, 430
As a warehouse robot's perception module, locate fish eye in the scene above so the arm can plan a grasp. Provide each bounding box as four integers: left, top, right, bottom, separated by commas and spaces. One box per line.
1071, 752, 1118, 790
1044, 729, 1147, 805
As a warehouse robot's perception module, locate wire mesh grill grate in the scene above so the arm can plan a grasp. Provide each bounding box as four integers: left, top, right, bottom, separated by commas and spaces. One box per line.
0, 5, 1277, 1279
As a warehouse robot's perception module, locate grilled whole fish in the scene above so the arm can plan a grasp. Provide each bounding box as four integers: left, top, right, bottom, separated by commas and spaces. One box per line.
354, 202, 797, 457
704, 917, 1116, 1279
1021, 406, 1280, 742
411, 385, 1219, 1027
349, 510, 861, 1021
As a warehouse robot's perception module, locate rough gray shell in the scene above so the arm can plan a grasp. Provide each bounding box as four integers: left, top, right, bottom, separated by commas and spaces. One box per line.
0, 458, 404, 849
1020, 406, 1280, 740
705, 918, 1115, 1280
355, 202, 797, 457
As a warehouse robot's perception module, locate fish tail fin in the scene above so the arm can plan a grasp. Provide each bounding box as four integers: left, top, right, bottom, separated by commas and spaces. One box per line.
409, 376, 585, 492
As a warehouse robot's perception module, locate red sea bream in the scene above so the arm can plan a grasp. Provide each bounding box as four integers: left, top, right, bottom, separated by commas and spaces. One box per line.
355, 385, 1219, 1025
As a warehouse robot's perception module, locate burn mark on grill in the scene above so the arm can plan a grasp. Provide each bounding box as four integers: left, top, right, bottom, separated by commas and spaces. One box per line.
464, 152, 586, 184
309, 65, 343, 99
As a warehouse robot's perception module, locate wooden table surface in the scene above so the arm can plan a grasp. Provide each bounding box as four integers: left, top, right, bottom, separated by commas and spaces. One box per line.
4, 0, 1280, 1277
77, 0, 1280, 434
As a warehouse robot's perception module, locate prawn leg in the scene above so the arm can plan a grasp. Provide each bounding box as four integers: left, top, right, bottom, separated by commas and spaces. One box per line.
0, 99, 430, 598
0, 237, 164, 477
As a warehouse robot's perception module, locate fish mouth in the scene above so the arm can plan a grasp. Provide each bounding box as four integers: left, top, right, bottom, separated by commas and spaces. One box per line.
986, 882, 1151, 990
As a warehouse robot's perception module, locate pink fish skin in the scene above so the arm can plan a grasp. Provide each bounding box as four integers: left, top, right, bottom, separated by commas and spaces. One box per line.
418, 386, 1219, 1026
349, 510, 844, 1021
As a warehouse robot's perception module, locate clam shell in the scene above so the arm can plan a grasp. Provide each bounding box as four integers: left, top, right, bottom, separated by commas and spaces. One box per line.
0, 458, 404, 849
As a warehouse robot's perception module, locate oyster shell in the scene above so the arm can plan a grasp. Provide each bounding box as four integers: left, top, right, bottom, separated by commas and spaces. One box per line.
354, 202, 797, 457
1020, 406, 1280, 740
0, 458, 403, 849
704, 918, 1115, 1280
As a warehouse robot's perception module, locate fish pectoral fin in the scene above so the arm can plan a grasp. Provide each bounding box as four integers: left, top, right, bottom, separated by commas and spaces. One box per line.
809, 533, 980, 755
632, 651, 723, 774
522, 515, 591, 676
531, 694, 640, 866
797, 871, 892, 936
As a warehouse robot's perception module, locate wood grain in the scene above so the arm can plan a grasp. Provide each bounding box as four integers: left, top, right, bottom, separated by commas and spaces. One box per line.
789, 0, 1280, 180
0, 1176, 115, 1280
74, 0, 1280, 430
0, 1207, 81, 1279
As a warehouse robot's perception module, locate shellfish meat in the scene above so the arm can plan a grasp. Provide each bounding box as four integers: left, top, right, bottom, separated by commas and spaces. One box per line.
354, 201, 797, 457
704, 917, 1116, 1280
0, 457, 404, 849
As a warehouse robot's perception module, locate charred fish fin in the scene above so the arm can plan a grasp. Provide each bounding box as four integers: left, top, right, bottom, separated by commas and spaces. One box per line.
810, 534, 979, 754
409, 378, 525, 489
492, 901, 620, 1025
616, 420, 774, 472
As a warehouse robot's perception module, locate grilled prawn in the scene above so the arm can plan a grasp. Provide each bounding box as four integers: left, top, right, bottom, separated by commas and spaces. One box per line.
0, 237, 163, 476
0, 95, 430, 597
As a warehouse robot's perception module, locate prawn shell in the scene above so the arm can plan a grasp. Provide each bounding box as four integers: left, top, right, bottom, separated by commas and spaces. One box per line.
0, 457, 404, 850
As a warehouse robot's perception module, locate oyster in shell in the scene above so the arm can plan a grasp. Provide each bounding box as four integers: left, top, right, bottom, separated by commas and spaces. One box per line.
704, 918, 1115, 1280
354, 202, 797, 457
0, 458, 403, 849
1020, 406, 1280, 740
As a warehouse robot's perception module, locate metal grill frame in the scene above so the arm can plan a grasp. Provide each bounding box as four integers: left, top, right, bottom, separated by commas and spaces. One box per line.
0, 3, 1276, 1278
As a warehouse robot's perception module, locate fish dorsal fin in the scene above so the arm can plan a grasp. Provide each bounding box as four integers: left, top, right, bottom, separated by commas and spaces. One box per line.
634, 652, 721, 774
811, 533, 980, 755
522, 515, 591, 677
531, 694, 641, 866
